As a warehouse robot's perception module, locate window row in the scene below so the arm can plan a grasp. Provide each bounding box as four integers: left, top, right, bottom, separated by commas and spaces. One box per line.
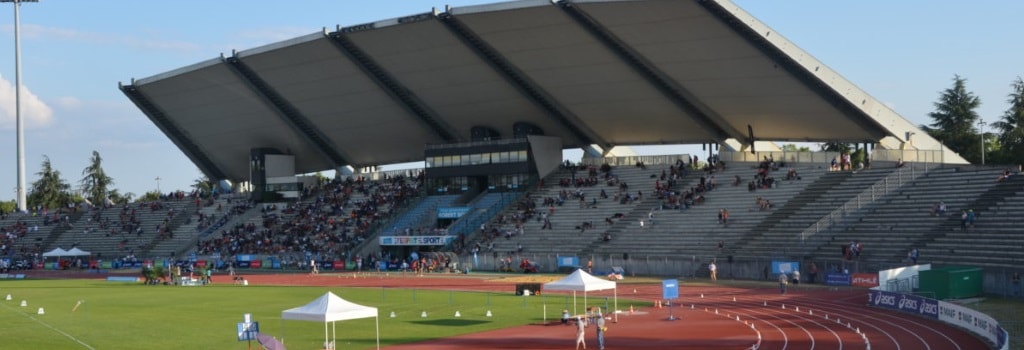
425, 150, 528, 168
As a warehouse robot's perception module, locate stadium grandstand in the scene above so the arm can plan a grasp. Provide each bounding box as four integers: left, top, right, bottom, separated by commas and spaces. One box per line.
7, 0, 1021, 306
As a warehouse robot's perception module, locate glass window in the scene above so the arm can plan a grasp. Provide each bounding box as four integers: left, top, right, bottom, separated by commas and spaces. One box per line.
470, 153, 482, 165
489, 152, 500, 164
518, 150, 527, 162
498, 152, 509, 163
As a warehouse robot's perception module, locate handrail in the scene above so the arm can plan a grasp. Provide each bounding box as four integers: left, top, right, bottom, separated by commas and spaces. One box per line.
799, 165, 927, 243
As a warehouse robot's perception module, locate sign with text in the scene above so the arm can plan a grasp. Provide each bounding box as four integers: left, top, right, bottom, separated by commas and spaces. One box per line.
236, 321, 259, 341
437, 207, 471, 219
380, 235, 455, 246
662, 279, 679, 300
771, 261, 799, 274
938, 300, 1006, 348
557, 256, 580, 267
824, 272, 852, 286
868, 289, 938, 319
852, 273, 880, 287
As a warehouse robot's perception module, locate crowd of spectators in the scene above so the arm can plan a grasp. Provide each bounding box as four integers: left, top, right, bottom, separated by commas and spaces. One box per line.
0, 218, 33, 259
195, 173, 423, 263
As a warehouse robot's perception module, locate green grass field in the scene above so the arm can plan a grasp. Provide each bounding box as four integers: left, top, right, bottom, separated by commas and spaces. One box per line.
4, 277, 1022, 349
0, 279, 619, 350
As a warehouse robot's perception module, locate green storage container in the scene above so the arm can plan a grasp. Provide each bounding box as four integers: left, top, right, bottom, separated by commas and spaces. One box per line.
917, 266, 983, 299
262, 259, 272, 269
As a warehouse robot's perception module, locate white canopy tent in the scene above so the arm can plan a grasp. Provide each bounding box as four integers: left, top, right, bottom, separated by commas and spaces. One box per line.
543, 269, 618, 322
281, 291, 379, 349
41, 248, 69, 258
64, 247, 91, 256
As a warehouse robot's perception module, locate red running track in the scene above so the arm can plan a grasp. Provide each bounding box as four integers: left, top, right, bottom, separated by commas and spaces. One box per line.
234, 273, 989, 350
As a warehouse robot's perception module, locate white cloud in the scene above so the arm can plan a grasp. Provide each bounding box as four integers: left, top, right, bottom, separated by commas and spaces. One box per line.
230, 26, 320, 45
55, 96, 82, 110
95, 138, 161, 151
14, 24, 204, 55
0, 73, 54, 130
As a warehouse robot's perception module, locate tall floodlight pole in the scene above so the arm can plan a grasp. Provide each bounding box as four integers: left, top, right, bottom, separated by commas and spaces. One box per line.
978, 120, 986, 165
3, 0, 37, 213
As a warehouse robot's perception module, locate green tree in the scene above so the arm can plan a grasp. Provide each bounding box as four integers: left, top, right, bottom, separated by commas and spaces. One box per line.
139, 190, 162, 202
80, 150, 115, 207
818, 142, 852, 154
781, 144, 811, 152
921, 75, 982, 163
991, 77, 1024, 165
27, 156, 72, 211
107, 189, 136, 205
191, 176, 214, 198
0, 200, 15, 214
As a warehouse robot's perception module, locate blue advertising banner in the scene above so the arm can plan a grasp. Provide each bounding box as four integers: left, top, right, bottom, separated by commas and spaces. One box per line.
236, 321, 259, 341
437, 207, 471, 219
557, 256, 580, 268
771, 261, 799, 274
662, 279, 679, 300
380, 235, 455, 246
868, 289, 940, 319
824, 272, 851, 286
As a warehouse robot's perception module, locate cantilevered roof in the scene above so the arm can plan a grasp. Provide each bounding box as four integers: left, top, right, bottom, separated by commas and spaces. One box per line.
122, 0, 964, 183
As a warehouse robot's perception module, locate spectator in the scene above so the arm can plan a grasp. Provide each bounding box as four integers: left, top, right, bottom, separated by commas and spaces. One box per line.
785, 168, 799, 180
1012, 272, 1021, 297
708, 261, 717, 281
575, 316, 587, 350
997, 168, 1011, 182
907, 248, 919, 265
808, 262, 818, 284
930, 201, 947, 216
779, 273, 789, 294
960, 210, 969, 231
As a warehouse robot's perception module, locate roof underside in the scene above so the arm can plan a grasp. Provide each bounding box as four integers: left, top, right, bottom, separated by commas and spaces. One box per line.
124, 0, 924, 182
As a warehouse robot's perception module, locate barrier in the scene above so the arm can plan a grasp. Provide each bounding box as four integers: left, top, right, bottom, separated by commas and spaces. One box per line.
870, 286, 1008, 349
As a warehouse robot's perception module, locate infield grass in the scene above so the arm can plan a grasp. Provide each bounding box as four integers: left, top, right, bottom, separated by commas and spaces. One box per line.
0, 278, 622, 350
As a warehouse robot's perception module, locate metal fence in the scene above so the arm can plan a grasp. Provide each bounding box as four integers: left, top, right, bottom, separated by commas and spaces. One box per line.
798, 165, 925, 243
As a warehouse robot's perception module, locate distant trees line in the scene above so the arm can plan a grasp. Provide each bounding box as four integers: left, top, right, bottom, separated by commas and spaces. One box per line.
0, 150, 214, 214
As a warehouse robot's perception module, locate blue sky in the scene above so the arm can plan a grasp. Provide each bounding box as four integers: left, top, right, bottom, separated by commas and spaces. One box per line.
0, 0, 1020, 201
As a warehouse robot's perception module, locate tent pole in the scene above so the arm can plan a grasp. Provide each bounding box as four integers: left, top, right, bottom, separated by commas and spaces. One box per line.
613, 287, 618, 323
324, 321, 328, 349
332, 320, 336, 349
375, 316, 380, 349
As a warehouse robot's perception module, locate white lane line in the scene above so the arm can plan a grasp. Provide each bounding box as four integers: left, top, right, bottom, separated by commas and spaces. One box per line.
0, 302, 96, 350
